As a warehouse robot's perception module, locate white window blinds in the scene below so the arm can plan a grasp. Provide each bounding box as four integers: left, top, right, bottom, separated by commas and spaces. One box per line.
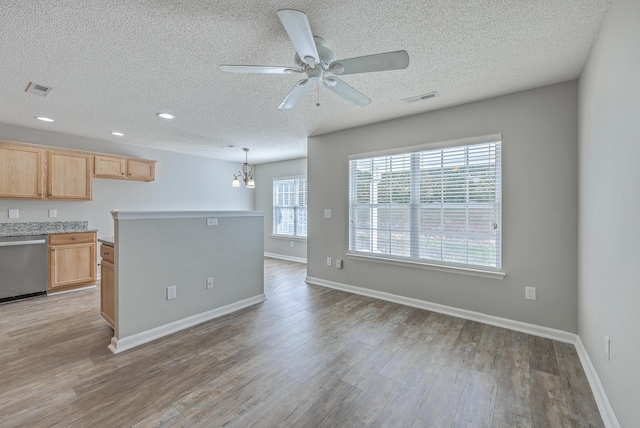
349, 140, 501, 269
273, 177, 308, 237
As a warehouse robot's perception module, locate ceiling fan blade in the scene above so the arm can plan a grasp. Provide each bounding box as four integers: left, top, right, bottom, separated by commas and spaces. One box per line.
219, 65, 301, 74
277, 9, 319, 66
323, 77, 371, 107
279, 79, 312, 109
331, 50, 410, 75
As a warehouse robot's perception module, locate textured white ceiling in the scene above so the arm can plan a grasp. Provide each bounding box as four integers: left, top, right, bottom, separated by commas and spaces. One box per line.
0, 1, 609, 164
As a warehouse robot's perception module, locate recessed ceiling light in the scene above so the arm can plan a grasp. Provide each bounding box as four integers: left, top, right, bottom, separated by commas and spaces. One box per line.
36, 116, 54, 122
111, 132, 124, 136
157, 113, 174, 119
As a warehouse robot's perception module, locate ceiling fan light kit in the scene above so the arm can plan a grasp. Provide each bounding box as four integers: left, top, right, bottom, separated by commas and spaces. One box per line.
220, 9, 409, 110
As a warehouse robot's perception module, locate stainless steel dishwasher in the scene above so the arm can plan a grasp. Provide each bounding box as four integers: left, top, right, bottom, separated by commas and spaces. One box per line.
0, 235, 48, 303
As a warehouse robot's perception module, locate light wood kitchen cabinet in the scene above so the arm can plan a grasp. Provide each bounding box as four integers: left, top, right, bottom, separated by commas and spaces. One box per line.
1, 141, 156, 199
94, 155, 127, 178
0, 144, 44, 199
127, 158, 155, 181
48, 232, 97, 292
100, 243, 115, 328
93, 155, 156, 181
47, 151, 92, 200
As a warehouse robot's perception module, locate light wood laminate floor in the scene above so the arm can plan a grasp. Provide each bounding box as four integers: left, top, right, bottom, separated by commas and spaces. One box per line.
0, 258, 603, 427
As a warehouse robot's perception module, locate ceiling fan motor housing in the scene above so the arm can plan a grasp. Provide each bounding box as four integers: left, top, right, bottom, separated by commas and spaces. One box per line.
306, 67, 323, 82
295, 37, 336, 71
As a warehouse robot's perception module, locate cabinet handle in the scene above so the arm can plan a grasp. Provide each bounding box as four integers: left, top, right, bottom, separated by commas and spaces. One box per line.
103, 252, 109, 255
51, 248, 55, 252
38, 193, 42, 196
48, 194, 53, 197
71, 237, 77, 240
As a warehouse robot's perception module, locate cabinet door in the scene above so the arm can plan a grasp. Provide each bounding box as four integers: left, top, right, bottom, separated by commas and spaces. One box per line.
101, 260, 115, 328
0, 145, 44, 199
49, 242, 96, 290
48, 151, 92, 200
127, 159, 155, 181
94, 156, 127, 179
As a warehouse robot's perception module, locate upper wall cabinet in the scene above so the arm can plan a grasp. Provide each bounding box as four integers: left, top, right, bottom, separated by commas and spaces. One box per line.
127, 159, 155, 181
0, 144, 44, 199
94, 155, 127, 179
93, 155, 156, 181
0, 140, 156, 200
48, 151, 92, 200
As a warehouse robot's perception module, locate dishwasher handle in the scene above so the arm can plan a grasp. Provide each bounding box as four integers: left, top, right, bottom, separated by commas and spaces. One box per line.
0, 239, 46, 247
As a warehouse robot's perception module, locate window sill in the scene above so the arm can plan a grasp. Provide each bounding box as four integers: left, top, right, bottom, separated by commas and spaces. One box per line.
271, 234, 307, 241
345, 252, 505, 280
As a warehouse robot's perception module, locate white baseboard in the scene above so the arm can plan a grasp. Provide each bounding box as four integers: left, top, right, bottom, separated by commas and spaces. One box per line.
574, 337, 620, 428
264, 252, 307, 264
305, 276, 577, 343
108, 294, 266, 354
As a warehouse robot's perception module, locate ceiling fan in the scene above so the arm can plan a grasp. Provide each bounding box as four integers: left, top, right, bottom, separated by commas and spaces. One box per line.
219, 9, 410, 109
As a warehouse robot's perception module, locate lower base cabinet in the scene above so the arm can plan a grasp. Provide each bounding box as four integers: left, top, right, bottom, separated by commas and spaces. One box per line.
48, 232, 97, 292
100, 243, 115, 328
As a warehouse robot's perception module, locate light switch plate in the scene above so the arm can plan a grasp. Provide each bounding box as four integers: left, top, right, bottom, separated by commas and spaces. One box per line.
8, 209, 19, 219
324, 209, 332, 219
206, 218, 218, 226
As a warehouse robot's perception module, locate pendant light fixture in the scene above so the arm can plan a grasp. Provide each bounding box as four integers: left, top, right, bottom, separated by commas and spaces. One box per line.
232, 148, 255, 188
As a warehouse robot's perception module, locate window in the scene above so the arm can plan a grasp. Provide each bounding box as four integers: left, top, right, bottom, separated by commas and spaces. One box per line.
349, 137, 501, 270
273, 176, 307, 237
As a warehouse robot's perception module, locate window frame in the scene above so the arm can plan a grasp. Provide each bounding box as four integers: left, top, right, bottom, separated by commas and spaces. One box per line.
347, 134, 504, 279
272, 175, 308, 239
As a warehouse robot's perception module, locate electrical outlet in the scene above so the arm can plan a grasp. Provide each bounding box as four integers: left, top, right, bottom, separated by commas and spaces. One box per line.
525, 286, 536, 300
8, 209, 19, 219
327, 257, 332, 266
48, 209, 57, 218
206, 277, 214, 289
206, 218, 218, 226
336, 259, 342, 269
290, 241, 294, 248
167, 285, 177, 300
324, 209, 332, 219
605, 335, 611, 361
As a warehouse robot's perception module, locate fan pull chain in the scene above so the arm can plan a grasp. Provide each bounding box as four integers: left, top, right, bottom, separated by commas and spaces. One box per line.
316, 83, 320, 107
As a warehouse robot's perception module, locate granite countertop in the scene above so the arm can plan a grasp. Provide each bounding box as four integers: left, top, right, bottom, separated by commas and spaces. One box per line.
0, 221, 94, 238
98, 236, 114, 246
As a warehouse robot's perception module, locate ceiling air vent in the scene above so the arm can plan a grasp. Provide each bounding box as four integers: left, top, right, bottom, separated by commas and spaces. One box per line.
403, 92, 438, 104
25, 82, 52, 97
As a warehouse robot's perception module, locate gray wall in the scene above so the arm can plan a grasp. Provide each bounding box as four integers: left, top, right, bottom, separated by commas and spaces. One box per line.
254, 157, 307, 261
578, 0, 640, 425
308, 81, 579, 333
0, 123, 254, 239
115, 212, 264, 339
